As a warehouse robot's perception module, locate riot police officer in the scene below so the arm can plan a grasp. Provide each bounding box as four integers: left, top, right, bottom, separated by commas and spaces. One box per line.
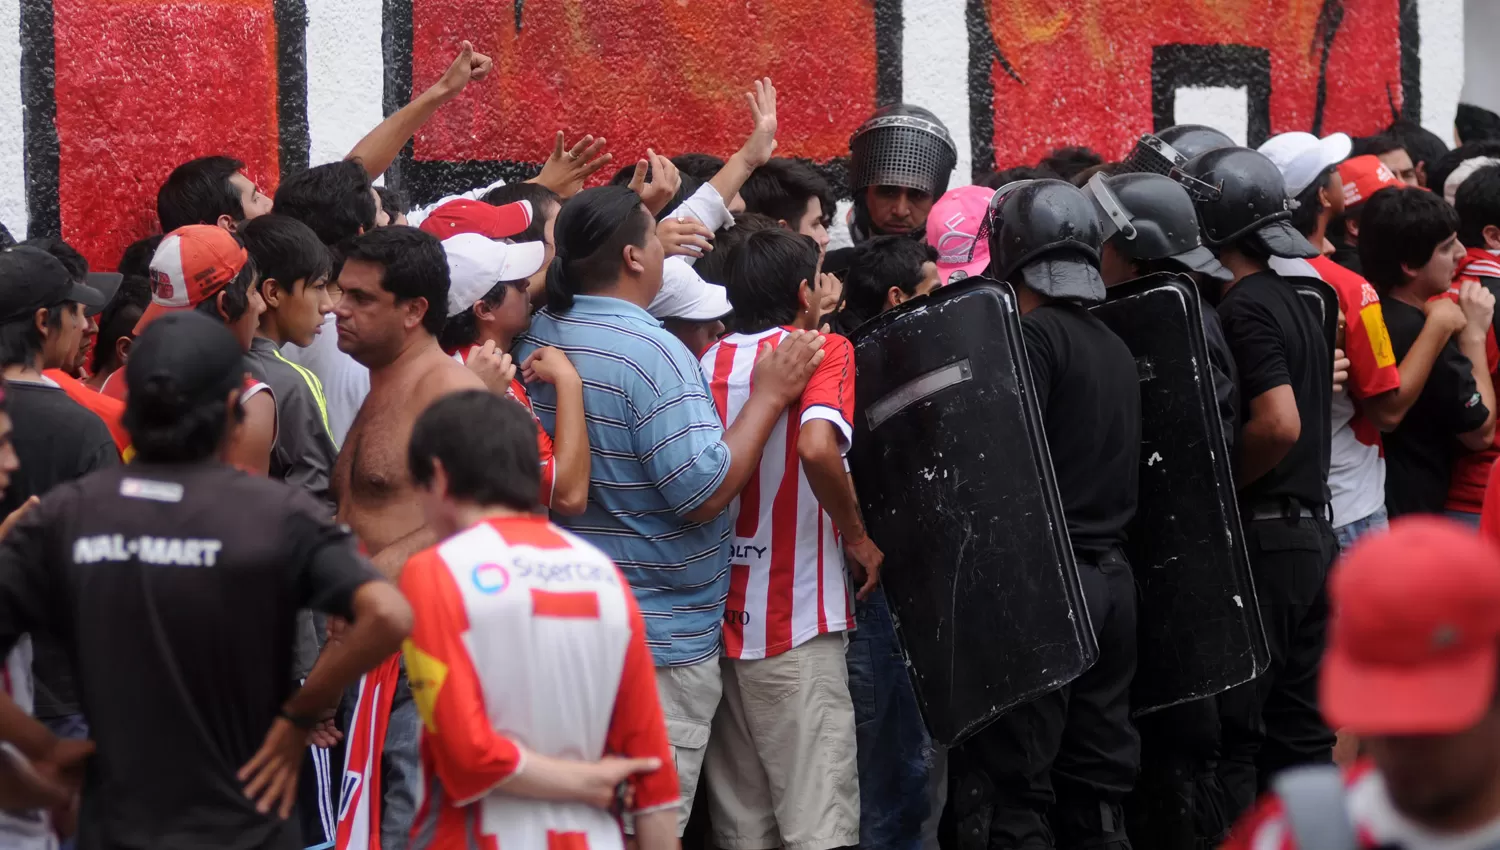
1084, 170, 1239, 444
845, 104, 959, 244
1174, 148, 1339, 821
958, 179, 1142, 850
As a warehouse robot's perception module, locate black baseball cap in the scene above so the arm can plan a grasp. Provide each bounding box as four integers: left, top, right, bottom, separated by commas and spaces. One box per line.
125, 311, 243, 417
83, 273, 124, 317
0, 246, 106, 324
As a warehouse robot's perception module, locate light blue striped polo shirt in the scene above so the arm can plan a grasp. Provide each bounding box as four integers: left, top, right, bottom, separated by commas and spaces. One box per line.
514, 295, 731, 666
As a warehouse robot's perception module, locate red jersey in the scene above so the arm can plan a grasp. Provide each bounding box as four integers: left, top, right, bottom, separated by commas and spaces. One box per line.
1444, 248, 1500, 514
1222, 759, 1500, 848
700, 328, 857, 660
399, 516, 679, 850
453, 346, 557, 506
43, 369, 132, 459
1309, 256, 1399, 432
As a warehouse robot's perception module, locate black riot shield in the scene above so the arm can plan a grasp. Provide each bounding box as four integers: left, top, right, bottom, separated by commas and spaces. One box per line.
1293, 277, 1339, 357
847, 278, 1096, 747
1090, 273, 1270, 715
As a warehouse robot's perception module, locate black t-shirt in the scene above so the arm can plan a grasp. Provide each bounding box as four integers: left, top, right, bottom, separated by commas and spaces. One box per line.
1022, 302, 1141, 557
1218, 270, 1333, 508
1382, 299, 1489, 516
4, 379, 120, 719
0, 462, 379, 850
1203, 304, 1240, 450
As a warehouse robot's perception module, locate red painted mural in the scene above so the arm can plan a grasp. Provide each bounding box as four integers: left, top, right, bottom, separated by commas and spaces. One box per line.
982, 0, 1403, 167
407, 0, 879, 166
51, 0, 283, 271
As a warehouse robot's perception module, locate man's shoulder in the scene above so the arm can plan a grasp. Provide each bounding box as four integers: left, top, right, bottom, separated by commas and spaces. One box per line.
12, 383, 114, 439
415, 346, 486, 397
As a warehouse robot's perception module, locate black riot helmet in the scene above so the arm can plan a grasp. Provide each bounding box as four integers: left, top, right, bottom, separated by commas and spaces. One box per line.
1083, 172, 1231, 281
1120, 124, 1237, 176
1158, 125, 1237, 160
1174, 147, 1321, 259
848, 104, 959, 198
984, 179, 1106, 304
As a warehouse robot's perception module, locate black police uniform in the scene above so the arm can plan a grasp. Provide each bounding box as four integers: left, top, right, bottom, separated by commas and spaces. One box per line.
957, 180, 1142, 850
1173, 148, 1339, 823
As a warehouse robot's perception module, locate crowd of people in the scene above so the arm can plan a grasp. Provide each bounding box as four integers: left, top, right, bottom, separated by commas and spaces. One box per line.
0, 39, 1498, 850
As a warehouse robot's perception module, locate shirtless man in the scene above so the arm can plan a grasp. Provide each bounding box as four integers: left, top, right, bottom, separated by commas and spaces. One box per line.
328, 225, 484, 850
332, 226, 485, 575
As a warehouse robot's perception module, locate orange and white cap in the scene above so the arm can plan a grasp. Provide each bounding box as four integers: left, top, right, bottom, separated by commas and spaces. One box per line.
137, 225, 250, 334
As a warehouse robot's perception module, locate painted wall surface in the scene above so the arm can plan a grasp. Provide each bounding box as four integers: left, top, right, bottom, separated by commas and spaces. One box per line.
0, 0, 1469, 270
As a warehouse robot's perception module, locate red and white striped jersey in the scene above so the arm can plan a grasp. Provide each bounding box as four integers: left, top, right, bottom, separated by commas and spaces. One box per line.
701, 328, 857, 660
453, 346, 557, 506
399, 516, 679, 850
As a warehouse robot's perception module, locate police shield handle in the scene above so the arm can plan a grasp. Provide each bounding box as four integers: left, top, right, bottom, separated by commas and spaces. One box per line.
752, 329, 826, 406
0, 496, 38, 540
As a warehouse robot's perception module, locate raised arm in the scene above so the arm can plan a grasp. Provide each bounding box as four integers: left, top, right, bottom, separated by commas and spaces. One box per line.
346, 42, 493, 178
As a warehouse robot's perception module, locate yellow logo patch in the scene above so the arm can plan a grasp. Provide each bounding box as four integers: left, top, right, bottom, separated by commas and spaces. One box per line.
1360, 302, 1396, 369
403, 639, 448, 734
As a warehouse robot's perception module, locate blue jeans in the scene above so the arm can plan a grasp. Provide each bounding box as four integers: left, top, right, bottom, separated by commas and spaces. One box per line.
1445, 509, 1482, 529
846, 586, 931, 850
380, 668, 421, 850
42, 714, 88, 850
1333, 505, 1389, 551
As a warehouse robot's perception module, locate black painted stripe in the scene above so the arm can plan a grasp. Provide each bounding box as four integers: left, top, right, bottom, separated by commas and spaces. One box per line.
19, 0, 59, 239
381, 0, 416, 192
274, 0, 311, 177
873, 0, 902, 107
1150, 43, 1272, 147
1398, 0, 1420, 122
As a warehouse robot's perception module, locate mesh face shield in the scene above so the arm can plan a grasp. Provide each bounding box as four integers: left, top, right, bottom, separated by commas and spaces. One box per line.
1120, 134, 1187, 176
849, 113, 959, 197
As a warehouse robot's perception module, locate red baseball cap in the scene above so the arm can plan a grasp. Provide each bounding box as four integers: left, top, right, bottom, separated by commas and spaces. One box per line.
1322, 517, 1500, 736
137, 225, 250, 334
1337, 155, 1402, 207
418, 199, 533, 241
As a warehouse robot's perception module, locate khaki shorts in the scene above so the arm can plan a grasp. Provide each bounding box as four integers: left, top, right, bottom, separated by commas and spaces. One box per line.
704, 633, 861, 850
643, 658, 723, 836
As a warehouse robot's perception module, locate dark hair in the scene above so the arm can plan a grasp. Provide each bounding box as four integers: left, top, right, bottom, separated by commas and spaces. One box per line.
1359, 187, 1461, 293
408, 390, 539, 511
157, 156, 246, 232
239, 215, 331, 298
672, 153, 726, 182
194, 258, 258, 325
1386, 119, 1449, 170
739, 159, 835, 228
608, 164, 702, 222
480, 182, 562, 243
695, 212, 779, 287
0, 307, 66, 368
342, 226, 449, 336
273, 160, 377, 246
438, 280, 511, 353
725, 228, 820, 332
1039, 147, 1103, 181
374, 185, 409, 218
1350, 133, 1405, 159
1290, 167, 1338, 237
1455, 165, 1500, 248
1457, 103, 1500, 146
124, 374, 240, 464
833, 236, 938, 333
91, 275, 152, 375
1069, 161, 1122, 188
1429, 141, 1500, 201
980, 165, 1061, 190
548, 187, 652, 312
118, 234, 163, 279
21, 237, 88, 281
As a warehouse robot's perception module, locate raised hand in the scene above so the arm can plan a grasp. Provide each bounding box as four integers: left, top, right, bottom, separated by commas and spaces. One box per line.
628, 149, 681, 217
658, 217, 715, 259
434, 41, 493, 102
740, 77, 778, 168
532, 132, 612, 199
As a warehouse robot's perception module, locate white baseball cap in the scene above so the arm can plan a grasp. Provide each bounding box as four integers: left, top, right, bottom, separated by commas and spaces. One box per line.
648, 258, 732, 322
1257, 131, 1353, 196
442, 233, 547, 318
